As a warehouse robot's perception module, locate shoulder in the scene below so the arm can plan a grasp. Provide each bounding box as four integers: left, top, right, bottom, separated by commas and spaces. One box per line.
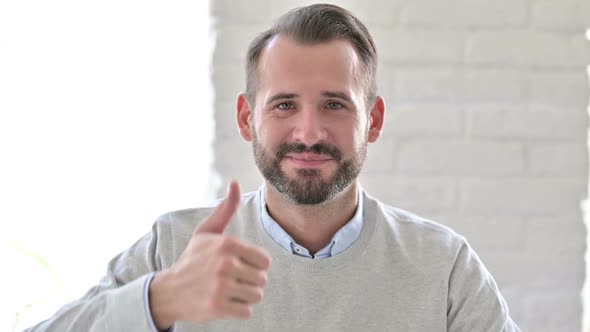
365, 192, 466, 258
382, 200, 461, 240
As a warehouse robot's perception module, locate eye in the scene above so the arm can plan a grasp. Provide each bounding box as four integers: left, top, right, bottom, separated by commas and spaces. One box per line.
276, 102, 295, 110
326, 102, 344, 110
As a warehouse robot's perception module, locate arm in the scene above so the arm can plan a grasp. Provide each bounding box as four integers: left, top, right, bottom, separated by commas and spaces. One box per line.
447, 239, 521, 332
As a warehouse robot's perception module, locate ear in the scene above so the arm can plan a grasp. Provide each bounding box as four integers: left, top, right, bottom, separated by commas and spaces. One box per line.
367, 96, 385, 143
237, 93, 253, 142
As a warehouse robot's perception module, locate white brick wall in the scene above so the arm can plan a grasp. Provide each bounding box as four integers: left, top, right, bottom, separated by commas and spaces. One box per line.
211, 1, 590, 330
401, 0, 529, 29
531, 0, 590, 32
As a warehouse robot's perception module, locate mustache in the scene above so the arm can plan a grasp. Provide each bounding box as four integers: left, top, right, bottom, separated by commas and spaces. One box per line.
275, 142, 342, 161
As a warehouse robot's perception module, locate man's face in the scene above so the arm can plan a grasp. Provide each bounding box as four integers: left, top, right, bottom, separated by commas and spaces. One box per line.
239, 36, 382, 205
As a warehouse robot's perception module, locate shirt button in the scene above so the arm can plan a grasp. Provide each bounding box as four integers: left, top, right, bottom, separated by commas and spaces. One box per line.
294, 247, 303, 253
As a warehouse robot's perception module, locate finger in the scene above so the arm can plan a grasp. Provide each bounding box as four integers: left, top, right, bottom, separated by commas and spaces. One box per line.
232, 241, 272, 270
232, 260, 268, 287
195, 181, 241, 234
224, 280, 264, 305
219, 298, 253, 320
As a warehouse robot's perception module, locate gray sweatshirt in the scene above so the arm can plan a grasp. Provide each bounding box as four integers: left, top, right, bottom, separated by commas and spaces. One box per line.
26, 190, 520, 331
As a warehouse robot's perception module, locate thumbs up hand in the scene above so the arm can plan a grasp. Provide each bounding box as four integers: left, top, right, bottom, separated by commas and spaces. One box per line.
193, 181, 242, 234
149, 181, 272, 330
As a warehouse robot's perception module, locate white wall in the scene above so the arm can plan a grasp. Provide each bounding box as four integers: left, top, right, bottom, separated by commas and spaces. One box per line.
0, 1, 214, 330
211, 1, 590, 331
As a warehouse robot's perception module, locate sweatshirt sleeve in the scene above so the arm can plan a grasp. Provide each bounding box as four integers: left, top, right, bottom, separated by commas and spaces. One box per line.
23, 216, 169, 332
446, 239, 521, 332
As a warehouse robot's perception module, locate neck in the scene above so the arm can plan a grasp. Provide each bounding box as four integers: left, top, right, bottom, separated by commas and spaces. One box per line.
264, 181, 359, 255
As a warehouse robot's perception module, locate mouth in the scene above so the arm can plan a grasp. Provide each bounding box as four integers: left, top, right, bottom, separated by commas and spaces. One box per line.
284, 153, 334, 167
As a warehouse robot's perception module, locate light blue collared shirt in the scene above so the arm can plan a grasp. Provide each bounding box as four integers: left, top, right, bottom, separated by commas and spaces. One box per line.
259, 184, 364, 259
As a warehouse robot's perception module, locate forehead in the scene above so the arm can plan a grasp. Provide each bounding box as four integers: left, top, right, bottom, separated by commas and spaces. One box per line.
255, 35, 362, 100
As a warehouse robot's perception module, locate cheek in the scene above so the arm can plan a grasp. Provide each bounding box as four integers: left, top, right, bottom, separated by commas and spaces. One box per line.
333, 120, 366, 148
255, 120, 290, 147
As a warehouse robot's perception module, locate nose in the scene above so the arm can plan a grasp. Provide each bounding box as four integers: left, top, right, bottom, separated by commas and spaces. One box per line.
291, 108, 328, 146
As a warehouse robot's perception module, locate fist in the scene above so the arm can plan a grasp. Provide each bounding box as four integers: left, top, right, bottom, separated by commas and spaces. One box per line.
149, 181, 272, 330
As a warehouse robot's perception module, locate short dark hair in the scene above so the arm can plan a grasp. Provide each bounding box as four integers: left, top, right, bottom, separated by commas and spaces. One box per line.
245, 3, 378, 107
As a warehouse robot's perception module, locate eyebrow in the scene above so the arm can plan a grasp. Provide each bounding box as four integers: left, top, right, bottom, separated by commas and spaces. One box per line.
266, 93, 298, 105
265, 91, 353, 105
321, 91, 353, 103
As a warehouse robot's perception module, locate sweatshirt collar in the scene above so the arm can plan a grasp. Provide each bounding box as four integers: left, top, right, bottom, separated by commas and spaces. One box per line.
258, 183, 364, 259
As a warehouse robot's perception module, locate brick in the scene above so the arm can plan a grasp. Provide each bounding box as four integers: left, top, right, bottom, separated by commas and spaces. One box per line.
533, 326, 579, 332
527, 143, 588, 176
360, 174, 457, 214
467, 105, 588, 140
529, 72, 589, 108
466, 31, 586, 68
525, 215, 586, 254
384, 104, 463, 137
214, 138, 257, 173
212, 65, 245, 101
523, 289, 583, 331
393, 68, 459, 102
214, 25, 267, 64
357, 0, 403, 26
460, 179, 586, 216
531, 0, 590, 32
572, 34, 590, 67
401, 0, 528, 29
460, 69, 528, 103
376, 66, 396, 99
400, 1, 458, 28
364, 137, 395, 172
584, 287, 590, 331
459, 0, 529, 29
394, 68, 529, 106
395, 140, 524, 176
212, 0, 273, 24
482, 250, 584, 291
215, 100, 240, 139
372, 28, 464, 64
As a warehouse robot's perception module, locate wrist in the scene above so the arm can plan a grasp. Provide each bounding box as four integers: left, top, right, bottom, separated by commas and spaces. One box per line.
149, 271, 176, 331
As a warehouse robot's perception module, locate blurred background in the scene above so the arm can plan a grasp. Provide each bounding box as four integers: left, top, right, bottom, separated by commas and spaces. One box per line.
1, 1, 589, 331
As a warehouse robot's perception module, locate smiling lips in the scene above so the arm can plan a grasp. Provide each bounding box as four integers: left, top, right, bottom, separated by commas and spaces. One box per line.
284, 153, 334, 167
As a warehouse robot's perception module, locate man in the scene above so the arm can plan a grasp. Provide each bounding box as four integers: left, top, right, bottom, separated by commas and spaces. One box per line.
27, 4, 520, 332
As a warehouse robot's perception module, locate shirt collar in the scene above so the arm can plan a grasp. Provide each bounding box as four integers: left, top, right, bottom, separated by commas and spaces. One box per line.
259, 183, 364, 259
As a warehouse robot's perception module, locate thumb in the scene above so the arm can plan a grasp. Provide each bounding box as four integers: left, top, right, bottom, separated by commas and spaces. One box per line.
195, 181, 241, 234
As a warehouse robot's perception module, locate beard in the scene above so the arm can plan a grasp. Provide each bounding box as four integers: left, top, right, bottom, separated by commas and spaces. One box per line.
252, 131, 367, 205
